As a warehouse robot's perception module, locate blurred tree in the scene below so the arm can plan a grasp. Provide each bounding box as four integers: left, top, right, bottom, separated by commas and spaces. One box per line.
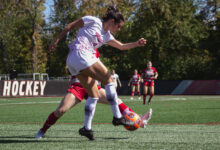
0, 0, 47, 74
129, 0, 209, 79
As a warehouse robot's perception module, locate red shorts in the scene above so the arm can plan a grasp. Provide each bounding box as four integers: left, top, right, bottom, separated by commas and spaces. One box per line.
67, 83, 101, 102
143, 81, 154, 87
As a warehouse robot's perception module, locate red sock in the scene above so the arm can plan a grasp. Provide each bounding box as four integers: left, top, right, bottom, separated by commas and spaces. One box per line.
138, 91, 141, 97
41, 112, 59, 133
119, 103, 134, 115
131, 92, 134, 97
143, 94, 146, 104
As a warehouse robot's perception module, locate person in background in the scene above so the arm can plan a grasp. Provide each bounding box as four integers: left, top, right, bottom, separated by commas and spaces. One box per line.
111, 69, 122, 90
142, 61, 158, 105
128, 69, 141, 100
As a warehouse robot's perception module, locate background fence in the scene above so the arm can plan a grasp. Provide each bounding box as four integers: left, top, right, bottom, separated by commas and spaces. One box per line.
0, 80, 220, 97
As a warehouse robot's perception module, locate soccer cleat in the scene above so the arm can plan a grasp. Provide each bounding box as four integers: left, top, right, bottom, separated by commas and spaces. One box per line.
79, 126, 95, 141
112, 116, 134, 126
148, 101, 151, 105
35, 129, 45, 139
138, 97, 141, 100
140, 108, 153, 128
130, 97, 134, 100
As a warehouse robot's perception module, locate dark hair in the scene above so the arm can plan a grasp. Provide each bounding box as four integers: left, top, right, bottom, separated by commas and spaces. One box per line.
102, 6, 124, 24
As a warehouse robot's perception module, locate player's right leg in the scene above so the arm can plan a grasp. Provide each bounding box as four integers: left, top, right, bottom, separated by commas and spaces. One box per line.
137, 85, 141, 99
35, 92, 80, 139
77, 61, 134, 127
131, 85, 135, 100
148, 86, 155, 105
143, 85, 148, 105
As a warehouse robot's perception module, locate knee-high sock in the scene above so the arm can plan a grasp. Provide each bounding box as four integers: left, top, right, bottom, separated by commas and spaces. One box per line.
138, 91, 141, 97
84, 97, 98, 130
148, 94, 154, 102
41, 112, 59, 133
119, 103, 134, 116
105, 83, 122, 118
131, 92, 134, 97
143, 94, 147, 104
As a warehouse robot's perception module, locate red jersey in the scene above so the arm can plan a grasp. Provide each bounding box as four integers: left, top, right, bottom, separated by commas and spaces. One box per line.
131, 74, 141, 84
142, 67, 157, 82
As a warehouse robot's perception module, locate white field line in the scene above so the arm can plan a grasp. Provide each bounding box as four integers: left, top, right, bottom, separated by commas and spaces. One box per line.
120, 97, 187, 101
0, 101, 60, 106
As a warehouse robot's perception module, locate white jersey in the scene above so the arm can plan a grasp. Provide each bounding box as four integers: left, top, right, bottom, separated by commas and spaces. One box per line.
68, 16, 115, 53
111, 74, 119, 87
67, 16, 115, 75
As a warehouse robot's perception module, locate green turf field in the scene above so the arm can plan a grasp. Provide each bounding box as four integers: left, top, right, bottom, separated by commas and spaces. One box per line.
0, 95, 220, 150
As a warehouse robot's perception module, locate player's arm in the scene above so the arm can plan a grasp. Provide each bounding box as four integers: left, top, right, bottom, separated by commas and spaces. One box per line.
128, 78, 132, 86
141, 73, 144, 82
154, 72, 158, 79
49, 19, 84, 51
138, 76, 142, 82
117, 77, 122, 87
107, 38, 146, 50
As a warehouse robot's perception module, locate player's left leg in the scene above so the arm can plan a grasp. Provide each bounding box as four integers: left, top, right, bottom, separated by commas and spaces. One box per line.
143, 85, 148, 105
35, 93, 80, 138
97, 88, 134, 115
98, 88, 152, 128
131, 85, 135, 100
137, 84, 141, 99
148, 85, 155, 105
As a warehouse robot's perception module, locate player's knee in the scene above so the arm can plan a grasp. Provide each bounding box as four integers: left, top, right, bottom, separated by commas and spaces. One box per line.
150, 93, 154, 96
55, 108, 67, 117
102, 74, 114, 85
105, 83, 117, 105
106, 93, 117, 106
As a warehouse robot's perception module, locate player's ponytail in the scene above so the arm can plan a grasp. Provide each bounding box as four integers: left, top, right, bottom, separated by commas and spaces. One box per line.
102, 6, 124, 23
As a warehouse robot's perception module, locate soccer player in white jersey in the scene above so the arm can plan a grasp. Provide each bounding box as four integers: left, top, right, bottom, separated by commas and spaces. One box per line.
49, 6, 146, 140
35, 49, 152, 141
111, 70, 122, 89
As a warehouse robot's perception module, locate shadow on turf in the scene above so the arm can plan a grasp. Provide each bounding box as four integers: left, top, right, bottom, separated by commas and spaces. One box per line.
0, 136, 84, 144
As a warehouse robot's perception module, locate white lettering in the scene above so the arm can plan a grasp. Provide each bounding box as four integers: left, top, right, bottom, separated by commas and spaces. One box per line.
3, 81, 11, 96
19, 81, 25, 96
40, 81, 46, 96
25, 81, 33, 96
12, 81, 19, 96
33, 81, 39, 96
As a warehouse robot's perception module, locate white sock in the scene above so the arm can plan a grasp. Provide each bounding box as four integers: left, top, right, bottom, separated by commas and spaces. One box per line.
84, 97, 98, 130
105, 83, 122, 118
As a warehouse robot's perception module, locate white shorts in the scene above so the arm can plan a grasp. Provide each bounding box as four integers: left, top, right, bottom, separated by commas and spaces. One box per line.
66, 49, 98, 76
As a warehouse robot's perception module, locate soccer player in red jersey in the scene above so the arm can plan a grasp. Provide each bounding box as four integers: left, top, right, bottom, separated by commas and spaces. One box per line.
142, 61, 158, 105
128, 69, 141, 100
35, 49, 152, 140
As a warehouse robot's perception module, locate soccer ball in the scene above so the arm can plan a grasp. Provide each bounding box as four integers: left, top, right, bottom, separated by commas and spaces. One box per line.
124, 112, 142, 131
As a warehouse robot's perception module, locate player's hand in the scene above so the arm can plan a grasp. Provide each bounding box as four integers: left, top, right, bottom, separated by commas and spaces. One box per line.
128, 83, 130, 86
137, 38, 146, 47
49, 41, 58, 51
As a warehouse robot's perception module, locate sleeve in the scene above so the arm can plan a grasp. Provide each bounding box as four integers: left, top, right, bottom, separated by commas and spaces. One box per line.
82, 16, 96, 27
104, 31, 115, 43
153, 67, 157, 73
